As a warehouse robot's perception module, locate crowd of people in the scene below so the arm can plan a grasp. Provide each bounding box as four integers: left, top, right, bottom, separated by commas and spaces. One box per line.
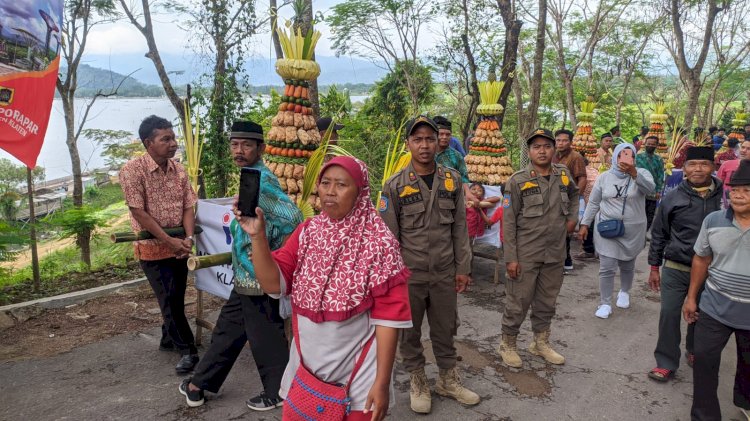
120, 114, 750, 421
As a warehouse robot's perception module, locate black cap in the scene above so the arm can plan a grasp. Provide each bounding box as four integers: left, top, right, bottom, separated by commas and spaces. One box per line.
406, 115, 439, 136
525, 128, 555, 145
685, 146, 714, 162
601, 132, 613, 140
433, 115, 452, 130
728, 160, 750, 186
230, 120, 263, 142
316, 117, 344, 132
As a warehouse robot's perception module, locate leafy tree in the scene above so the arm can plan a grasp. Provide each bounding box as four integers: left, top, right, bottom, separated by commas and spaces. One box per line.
0, 159, 45, 221
169, 0, 266, 198
328, 0, 434, 111
81, 129, 141, 169
46, 206, 107, 267
319, 85, 352, 121
360, 60, 435, 131
57, 0, 120, 267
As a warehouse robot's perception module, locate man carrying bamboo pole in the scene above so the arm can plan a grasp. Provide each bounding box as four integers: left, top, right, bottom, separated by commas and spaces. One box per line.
178, 120, 302, 411
120, 115, 199, 374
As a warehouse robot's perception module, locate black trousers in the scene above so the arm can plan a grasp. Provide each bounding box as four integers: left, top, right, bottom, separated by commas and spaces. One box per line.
565, 236, 572, 267
653, 267, 700, 371
645, 199, 658, 231
691, 312, 750, 421
582, 229, 595, 253
140, 258, 197, 355
191, 291, 288, 398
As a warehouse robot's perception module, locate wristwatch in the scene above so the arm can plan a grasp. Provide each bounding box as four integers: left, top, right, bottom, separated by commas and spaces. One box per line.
186, 236, 194, 243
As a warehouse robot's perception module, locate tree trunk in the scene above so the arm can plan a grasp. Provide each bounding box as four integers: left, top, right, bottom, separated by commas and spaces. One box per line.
526, 0, 547, 138
668, 0, 721, 132
563, 74, 577, 128
683, 81, 702, 132
212, 46, 229, 197
460, 0, 479, 139
301, 0, 320, 117
61, 94, 91, 267
119, 0, 185, 130
496, 7, 521, 130
270, 0, 284, 60
514, 0, 547, 168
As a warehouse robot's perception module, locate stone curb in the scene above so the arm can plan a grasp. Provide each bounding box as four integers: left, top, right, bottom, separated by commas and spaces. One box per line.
0, 277, 148, 329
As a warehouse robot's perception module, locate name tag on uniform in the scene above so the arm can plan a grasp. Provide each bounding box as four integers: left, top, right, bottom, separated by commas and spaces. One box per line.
438, 190, 456, 200
400, 193, 423, 205
521, 186, 541, 197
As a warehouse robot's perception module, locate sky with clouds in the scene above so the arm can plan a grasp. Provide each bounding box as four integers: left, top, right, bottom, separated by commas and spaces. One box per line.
85, 0, 372, 59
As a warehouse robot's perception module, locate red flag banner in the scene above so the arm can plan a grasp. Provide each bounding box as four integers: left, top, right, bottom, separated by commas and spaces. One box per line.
0, 1, 63, 168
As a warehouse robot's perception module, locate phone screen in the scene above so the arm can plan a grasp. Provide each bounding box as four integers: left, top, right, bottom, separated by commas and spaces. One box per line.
238, 168, 261, 217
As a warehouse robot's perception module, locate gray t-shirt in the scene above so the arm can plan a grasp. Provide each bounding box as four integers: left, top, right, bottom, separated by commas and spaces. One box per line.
694, 209, 750, 330
581, 169, 656, 260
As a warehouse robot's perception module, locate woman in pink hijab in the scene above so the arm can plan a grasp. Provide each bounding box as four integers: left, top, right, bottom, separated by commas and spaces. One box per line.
237, 156, 412, 420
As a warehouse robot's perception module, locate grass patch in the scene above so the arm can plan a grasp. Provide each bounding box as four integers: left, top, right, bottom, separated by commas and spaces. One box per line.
0, 236, 142, 305
0, 185, 143, 305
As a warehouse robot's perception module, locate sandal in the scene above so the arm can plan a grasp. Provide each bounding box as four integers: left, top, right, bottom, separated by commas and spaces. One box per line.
648, 367, 673, 382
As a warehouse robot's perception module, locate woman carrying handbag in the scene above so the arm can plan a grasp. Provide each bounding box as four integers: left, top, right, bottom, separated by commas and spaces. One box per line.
237, 156, 412, 420
579, 143, 655, 319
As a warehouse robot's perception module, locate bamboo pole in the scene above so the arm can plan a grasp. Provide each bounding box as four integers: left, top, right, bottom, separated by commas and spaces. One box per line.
110, 226, 203, 243
187, 252, 232, 271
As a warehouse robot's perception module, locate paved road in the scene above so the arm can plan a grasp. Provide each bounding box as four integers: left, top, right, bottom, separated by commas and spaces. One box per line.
0, 246, 743, 421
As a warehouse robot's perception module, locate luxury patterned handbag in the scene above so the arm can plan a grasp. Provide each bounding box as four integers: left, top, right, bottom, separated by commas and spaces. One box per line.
283, 311, 375, 420
596, 179, 630, 239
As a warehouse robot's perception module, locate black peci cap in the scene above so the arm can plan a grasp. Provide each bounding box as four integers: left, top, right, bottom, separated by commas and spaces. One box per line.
433, 115, 452, 130
316, 117, 344, 132
727, 160, 750, 187
230, 120, 264, 142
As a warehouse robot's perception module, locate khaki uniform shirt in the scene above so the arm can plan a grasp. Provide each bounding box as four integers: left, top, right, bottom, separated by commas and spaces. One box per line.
502, 163, 580, 264
379, 162, 472, 275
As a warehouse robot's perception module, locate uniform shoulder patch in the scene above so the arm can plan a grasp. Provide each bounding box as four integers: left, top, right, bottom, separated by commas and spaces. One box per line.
502, 193, 511, 208
378, 196, 389, 212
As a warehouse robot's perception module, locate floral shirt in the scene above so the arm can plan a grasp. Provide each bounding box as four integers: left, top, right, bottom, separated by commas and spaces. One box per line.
120, 153, 197, 261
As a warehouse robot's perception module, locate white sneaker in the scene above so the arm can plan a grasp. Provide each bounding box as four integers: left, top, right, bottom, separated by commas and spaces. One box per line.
595, 305, 612, 319
564, 264, 574, 270
616, 291, 630, 309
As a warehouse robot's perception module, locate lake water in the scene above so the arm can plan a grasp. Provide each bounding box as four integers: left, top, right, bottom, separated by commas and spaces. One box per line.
1, 96, 367, 181
1, 98, 178, 181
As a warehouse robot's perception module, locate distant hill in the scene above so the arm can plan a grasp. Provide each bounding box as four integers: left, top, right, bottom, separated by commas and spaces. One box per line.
80, 53, 388, 86
57, 64, 172, 98
56, 63, 376, 98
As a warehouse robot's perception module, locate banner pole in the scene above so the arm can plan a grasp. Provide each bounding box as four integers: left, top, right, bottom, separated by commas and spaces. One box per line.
26, 167, 41, 291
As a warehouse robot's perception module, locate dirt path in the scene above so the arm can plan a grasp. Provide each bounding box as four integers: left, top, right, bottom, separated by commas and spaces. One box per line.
0, 245, 742, 421
0, 282, 224, 362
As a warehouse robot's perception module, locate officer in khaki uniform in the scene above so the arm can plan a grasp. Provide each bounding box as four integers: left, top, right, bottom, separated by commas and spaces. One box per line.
499, 128, 579, 368
380, 115, 479, 414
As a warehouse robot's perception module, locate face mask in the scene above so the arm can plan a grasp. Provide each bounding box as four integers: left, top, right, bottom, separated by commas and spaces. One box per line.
645, 147, 656, 154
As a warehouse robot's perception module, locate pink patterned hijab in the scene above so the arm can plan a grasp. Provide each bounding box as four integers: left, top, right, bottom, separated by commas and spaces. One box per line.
291, 157, 410, 322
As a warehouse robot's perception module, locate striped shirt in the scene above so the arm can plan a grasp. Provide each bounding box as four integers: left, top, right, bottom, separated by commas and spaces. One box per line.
693, 209, 750, 330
